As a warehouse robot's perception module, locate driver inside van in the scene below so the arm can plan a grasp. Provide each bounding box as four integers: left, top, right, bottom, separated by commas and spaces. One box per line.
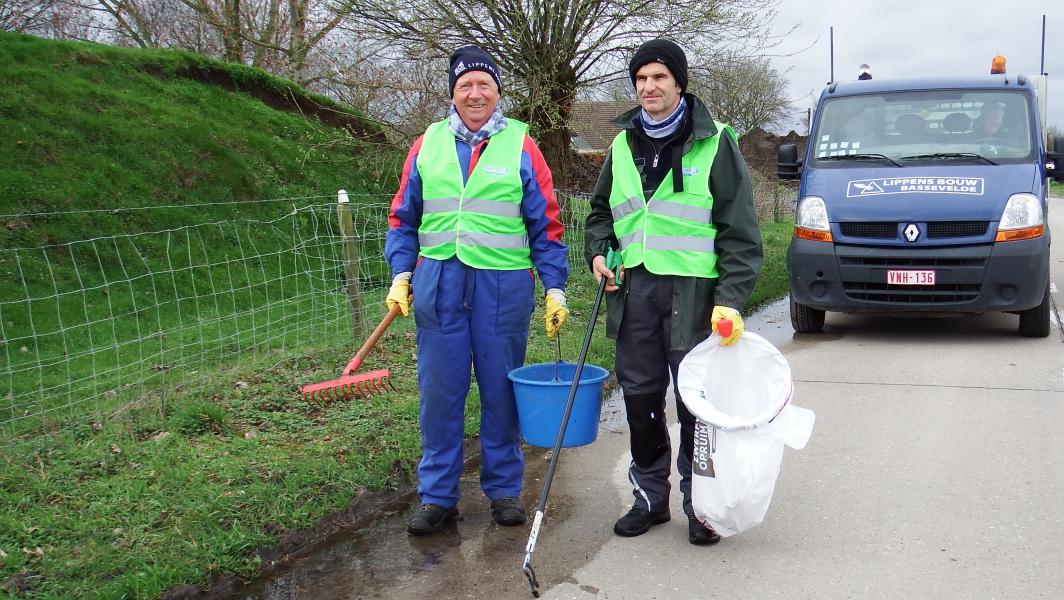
971, 103, 1009, 140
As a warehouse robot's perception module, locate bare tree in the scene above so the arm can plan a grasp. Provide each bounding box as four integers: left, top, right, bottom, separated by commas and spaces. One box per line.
690, 54, 791, 135
168, 0, 243, 61
350, 0, 788, 185
314, 44, 449, 141
42, 0, 209, 48
38, 0, 365, 83
1, 0, 59, 32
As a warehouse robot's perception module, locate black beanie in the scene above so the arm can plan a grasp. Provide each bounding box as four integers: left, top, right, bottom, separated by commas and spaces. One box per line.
448, 45, 503, 97
628, 39, 688, 92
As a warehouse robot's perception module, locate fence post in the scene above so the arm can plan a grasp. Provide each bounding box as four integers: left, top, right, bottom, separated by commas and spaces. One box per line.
336, 189, 366, 339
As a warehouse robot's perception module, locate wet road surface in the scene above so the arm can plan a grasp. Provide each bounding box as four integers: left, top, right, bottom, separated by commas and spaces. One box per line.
234, 388, 630, 600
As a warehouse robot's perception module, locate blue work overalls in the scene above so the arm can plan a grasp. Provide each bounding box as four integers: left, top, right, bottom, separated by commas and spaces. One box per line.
411, 257, 534, 507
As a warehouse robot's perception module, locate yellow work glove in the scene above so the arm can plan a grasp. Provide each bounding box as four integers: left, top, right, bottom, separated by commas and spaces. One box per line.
545, 289, 569, 338
386, 272, 413, 316
711, 305, 744, 346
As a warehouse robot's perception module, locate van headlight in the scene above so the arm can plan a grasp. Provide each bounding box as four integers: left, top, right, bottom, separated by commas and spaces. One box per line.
996, 193, 1044, 241
794, 196, 832, 242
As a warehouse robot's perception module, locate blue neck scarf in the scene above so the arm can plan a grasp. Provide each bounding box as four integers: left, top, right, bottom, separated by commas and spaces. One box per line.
639, 96, 687, 139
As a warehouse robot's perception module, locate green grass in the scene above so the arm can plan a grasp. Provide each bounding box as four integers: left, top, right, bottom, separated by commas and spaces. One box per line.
0, 31, 797, 599
1051, 180, 1064, 197
747, 220, 792, 310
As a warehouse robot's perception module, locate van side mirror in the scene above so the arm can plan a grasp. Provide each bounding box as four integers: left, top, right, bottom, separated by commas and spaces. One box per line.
777, 144, 802, 180
1047, 136, 1064, 182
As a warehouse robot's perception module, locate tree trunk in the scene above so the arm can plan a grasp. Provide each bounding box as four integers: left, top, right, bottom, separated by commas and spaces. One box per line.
251, 0, 282, 68
221, 0, 243, 63
288, 0, 307, 76
537, 126, 572, 190
517, 66, 578, 189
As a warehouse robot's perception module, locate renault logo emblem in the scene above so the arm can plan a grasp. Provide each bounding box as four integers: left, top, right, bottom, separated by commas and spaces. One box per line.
904, 223, 920, 242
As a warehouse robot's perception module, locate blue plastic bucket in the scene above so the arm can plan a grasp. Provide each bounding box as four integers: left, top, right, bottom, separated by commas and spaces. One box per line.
508, 362, 609, 448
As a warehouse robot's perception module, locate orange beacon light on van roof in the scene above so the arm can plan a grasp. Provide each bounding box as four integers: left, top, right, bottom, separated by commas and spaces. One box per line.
991, 55, 1006, 74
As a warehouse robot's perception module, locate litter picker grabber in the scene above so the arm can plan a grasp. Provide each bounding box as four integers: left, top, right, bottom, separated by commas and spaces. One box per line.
522, 274, 608, 598
301, 304, 401, 402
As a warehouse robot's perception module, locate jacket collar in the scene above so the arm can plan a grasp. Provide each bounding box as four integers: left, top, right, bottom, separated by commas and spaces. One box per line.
612, 93, 719, 141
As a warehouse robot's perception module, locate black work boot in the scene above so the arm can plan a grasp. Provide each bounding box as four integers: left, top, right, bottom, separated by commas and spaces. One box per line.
613, 507, 670, 537
687, 515, 721, 545
490, 497, 527, 526
406, 503, 459, 536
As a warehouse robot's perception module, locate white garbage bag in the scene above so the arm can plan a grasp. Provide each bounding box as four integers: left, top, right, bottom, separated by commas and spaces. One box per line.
677, 331, 814, 537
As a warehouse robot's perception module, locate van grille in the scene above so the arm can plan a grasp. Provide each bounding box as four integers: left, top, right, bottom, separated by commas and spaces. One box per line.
839, 223, 895, 238
844, 282, 981, 303
927, 221, 989, 238
839, 256, 986, 268
838, 221, 990, 240
838, 253, 987, 305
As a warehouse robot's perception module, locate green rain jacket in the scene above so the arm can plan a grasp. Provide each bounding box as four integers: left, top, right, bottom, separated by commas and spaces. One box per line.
584, 93, 763, 351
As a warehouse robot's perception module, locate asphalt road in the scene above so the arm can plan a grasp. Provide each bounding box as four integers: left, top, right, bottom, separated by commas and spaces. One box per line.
237, 196, 1064, 600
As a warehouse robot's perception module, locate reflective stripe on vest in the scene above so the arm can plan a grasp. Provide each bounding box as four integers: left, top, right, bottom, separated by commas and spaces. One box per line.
608, 121, 733, 278
416, 119, 532, 269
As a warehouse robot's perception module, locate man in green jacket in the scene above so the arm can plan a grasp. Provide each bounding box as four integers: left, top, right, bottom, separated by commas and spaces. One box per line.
584, 39, 762, 545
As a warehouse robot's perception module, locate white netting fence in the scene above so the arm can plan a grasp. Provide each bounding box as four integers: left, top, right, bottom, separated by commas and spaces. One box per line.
0, 191, 597, 444
1, 184, 788, 445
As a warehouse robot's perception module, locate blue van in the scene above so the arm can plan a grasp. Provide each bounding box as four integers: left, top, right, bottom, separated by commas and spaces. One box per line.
778, 75, 1063, 337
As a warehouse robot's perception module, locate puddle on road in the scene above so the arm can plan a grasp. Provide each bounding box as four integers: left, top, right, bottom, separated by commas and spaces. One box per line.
234, 444, 586, 599
232, 398, 625, 600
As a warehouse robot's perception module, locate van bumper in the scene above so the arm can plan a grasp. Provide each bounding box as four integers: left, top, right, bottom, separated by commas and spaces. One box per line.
787, 235, 1050, 313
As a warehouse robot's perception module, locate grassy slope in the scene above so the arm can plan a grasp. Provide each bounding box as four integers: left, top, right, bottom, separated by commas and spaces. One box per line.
0, 32, 795, 598
0, 32, 399, 435
0, 33, 389, 224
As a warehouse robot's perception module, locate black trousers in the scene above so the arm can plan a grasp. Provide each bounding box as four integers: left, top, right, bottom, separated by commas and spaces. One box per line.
614, 267, 702, 516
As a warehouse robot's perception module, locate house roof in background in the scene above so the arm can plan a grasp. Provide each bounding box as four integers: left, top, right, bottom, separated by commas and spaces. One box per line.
570, 100, 639, 151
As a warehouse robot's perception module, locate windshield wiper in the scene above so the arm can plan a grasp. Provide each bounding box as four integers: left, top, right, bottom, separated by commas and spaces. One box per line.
817, 153, 903, 167
899, 152, 998, 165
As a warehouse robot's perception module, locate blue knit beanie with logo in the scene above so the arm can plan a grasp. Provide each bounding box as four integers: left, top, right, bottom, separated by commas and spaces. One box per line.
448, 45, 503, 96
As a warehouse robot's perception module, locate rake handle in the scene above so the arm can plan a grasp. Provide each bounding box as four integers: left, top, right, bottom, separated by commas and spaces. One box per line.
343, 304, 402, 375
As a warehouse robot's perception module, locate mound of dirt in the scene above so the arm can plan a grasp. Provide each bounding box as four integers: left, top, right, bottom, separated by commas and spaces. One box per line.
739, 128, 807, 180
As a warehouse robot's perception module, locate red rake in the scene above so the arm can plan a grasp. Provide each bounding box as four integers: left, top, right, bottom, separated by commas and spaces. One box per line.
302, 304, 402, 402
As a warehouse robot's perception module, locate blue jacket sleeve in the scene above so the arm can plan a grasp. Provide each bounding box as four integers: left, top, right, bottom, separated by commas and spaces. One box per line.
384, 136, 425, 277
520, 136, 569, 292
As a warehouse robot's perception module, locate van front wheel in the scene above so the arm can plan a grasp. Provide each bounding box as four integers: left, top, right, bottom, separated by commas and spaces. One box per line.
1017, 282, 1051, 338
790, 296, 826, 333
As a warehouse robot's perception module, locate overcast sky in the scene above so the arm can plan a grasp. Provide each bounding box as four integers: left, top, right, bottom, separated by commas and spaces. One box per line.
768, 1, 1063, 134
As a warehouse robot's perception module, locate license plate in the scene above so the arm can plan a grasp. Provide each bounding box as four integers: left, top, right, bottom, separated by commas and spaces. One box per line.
887, 270, 935, 285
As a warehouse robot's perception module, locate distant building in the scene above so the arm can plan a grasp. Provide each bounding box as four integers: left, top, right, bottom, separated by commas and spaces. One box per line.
569, 100, 639, 153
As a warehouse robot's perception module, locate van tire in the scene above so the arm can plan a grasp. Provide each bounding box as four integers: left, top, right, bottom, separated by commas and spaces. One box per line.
790, 296, 826, 333
1017, 283, 1050, 338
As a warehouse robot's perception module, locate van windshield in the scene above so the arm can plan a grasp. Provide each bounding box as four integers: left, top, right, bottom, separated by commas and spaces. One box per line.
811, 90, 1033, 164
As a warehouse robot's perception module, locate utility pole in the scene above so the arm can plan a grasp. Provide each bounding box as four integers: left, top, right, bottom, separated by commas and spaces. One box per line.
829, 26, 834, 84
